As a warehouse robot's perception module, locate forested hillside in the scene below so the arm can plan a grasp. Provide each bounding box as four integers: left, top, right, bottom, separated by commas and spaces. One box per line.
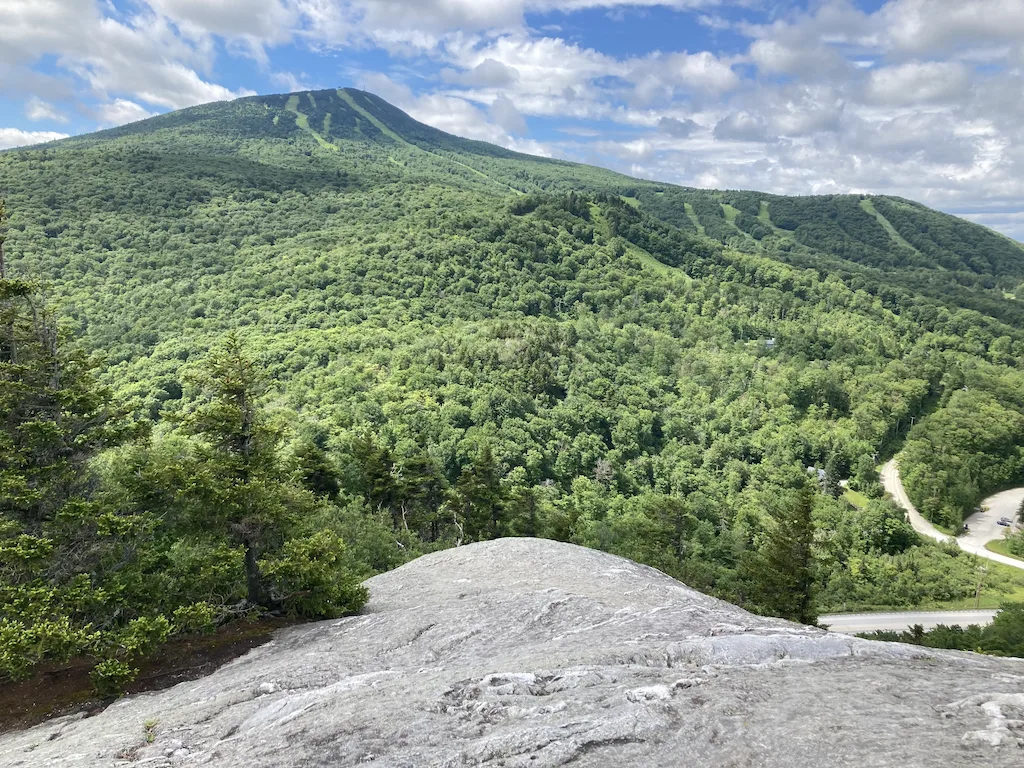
2, 89, 1024, 688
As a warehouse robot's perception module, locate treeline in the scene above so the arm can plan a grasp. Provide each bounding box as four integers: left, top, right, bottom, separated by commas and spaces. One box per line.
860, 603, 1024, 658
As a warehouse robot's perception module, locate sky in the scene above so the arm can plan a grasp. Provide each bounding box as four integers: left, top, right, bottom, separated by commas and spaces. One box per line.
2, 0, 1024, 240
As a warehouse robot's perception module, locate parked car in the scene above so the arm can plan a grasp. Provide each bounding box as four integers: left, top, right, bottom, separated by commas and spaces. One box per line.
998, 519, 1012, 526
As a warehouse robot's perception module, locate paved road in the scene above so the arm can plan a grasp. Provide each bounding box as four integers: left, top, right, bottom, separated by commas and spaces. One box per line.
880, 459, 1024, 571
962, 486, 1024, 553
820, 610, 997, 634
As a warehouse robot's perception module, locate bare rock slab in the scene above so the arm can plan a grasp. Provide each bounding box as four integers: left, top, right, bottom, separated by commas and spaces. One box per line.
2, 538, 1023, 767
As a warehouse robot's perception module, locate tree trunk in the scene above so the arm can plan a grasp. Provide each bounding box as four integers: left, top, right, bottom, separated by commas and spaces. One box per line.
244, 541, 264, 607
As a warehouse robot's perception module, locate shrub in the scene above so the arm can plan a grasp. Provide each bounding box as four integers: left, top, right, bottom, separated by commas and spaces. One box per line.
171, 602, 217, 635
260, 530, 368, 619
90, 659, 138, 697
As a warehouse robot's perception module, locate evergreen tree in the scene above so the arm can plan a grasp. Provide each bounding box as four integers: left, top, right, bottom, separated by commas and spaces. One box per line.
164, 334, 368, 617
177, 333, 282, 606
0, 205, 140, 679
394, 449, 447, 540
454, 444, 505, 541
291, 432, 342, 499
754, 485, 818, 624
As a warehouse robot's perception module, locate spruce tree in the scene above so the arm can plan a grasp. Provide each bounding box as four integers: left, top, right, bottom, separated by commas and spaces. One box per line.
454, 444, 505, 541
0, 200, 138, 678
755, 485, 818, 624
178, 333, 285, 606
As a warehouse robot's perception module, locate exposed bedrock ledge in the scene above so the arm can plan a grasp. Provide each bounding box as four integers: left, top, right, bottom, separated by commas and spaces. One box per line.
2, 538, 1023, 767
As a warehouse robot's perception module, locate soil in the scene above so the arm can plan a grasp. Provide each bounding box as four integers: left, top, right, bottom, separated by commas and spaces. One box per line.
0, 618, 297, 735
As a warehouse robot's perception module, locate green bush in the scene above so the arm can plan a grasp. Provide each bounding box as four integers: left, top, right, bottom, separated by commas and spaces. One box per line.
260, 530, 369, 619
0, 617, 98, 680
113, 616, 172, 658
90, 659, 138, 697
171, 602, 217, 635
1006, 530, 1024, 558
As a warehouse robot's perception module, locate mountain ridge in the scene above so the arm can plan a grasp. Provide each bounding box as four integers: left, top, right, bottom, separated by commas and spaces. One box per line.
31, 86, 1024, 255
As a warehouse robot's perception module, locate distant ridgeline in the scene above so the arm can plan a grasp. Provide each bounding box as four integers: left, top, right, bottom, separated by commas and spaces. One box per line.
1, 88, 1024, 681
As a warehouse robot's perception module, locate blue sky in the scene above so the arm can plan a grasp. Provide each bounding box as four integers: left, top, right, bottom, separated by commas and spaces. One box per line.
2, 0, 1024, 239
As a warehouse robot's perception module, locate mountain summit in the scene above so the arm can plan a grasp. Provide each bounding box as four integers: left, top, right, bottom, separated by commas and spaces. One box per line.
1, 539, 1021, 766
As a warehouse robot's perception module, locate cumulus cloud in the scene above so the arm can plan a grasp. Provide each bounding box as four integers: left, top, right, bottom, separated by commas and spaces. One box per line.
629, 50, 739, 104
0, 0, 252, 112
146, 0, 295, 42
864, 61, 971, 106
879, 0, 1024, 55
658, 116, 699, 138
490, 93, 528, 135
0, 127, 68, 149
441, 58, 520, 88
96, 98, 157, 126
714, 111, 772, 142
749, 38, 848, 79
24, 96, 67, 123
270, 71, 313, 92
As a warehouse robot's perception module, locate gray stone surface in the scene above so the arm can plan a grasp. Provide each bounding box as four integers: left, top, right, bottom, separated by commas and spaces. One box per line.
2, 538, 1023, 767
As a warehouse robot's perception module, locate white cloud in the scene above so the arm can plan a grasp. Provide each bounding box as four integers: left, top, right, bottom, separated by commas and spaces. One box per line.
628, 50, 739, 104
295, 0, 722, 45
97, 98, 157, 126
441, 58, 520, 88
714, 111, 772, 142
146, 0, 295, 42
658, 116, 699, 138
0, 0, 252, 111
664, 50, 740, 92
24, 96, 67, 123
879, 0, 1024, 55
749, 38, 847, 79
270, 70, 313, 92
0, 127, 69, 149
864, 61, 971, 106
490, 93, 527, 135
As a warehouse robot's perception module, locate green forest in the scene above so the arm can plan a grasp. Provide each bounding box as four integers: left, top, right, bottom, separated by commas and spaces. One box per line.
2, 88, 1024, 689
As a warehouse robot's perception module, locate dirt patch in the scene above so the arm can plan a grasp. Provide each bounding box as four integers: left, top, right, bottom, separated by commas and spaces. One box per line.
0, 618, 298, 735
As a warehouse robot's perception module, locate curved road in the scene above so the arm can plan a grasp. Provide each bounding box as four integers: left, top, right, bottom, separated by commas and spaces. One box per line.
881, 459, 1024, 571
820, 463, 1022, 635
820, 610, 997, 634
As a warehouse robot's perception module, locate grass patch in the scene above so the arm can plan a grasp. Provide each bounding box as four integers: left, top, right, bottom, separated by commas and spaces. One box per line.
683, 202, 704, 236
986, 538, 1024, 561
860, 198, 919, 254
822, 555, 1024, 614
843, 488, 870, 509
925, 558, 1024, 611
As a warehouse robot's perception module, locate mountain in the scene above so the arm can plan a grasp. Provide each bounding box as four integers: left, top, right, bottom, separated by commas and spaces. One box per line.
2, 538, 1022, 767
4, 88, 1024, 355
2, 88, 1024, 620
